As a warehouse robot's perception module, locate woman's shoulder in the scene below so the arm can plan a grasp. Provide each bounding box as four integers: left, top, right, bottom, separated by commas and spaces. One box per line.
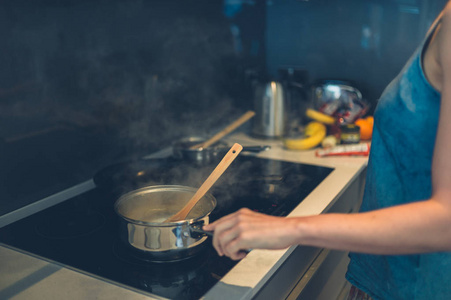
439, 2, 451, 62
422, 2, 451, 93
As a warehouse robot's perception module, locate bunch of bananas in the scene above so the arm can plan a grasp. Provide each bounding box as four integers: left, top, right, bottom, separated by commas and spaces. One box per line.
283, 109, 333, 150
283, 121, 327, 150
305, 108, 336, 125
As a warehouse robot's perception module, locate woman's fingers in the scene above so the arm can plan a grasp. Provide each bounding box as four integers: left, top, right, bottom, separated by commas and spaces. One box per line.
203, 208, 293, 260
227, 241, 249, 260
222, 230, 252, 260
206, 209, 244, 255
205, 208, 262, 258
215, 212, 251, 255
217, 219, 249, 258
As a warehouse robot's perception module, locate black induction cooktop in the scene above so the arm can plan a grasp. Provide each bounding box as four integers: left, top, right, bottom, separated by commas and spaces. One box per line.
0, 155, 333, 300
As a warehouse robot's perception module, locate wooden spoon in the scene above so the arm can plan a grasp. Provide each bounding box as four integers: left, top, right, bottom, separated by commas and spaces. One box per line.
163, 143, 243, 223
189, 111, 255, 149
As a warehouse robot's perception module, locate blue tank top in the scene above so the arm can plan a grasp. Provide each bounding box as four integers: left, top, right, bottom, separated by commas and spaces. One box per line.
345, 19, 449, 299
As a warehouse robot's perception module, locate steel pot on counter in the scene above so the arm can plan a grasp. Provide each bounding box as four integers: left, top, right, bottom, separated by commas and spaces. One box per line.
114, 185, 216, 262
310, 80, 368, 124
172, 136, 270, 165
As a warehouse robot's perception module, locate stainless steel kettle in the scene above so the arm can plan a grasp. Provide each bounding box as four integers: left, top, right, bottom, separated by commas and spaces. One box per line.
252, 81, 287, 138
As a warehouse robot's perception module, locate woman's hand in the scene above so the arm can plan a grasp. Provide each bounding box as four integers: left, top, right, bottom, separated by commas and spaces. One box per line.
203, 208, 299, 260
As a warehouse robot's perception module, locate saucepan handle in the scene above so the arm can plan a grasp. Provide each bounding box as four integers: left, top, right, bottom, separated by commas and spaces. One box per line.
189, 221, 213, 237
189, 221, 251, 254
242, 145, 271, 152
190, 226, 214, 237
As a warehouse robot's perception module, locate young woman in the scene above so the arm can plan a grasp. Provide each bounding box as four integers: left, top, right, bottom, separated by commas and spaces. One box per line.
204, 2, 451, 299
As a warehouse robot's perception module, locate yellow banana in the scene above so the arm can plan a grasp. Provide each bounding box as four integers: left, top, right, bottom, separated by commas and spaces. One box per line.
305, 108, 336, 125
283, 121, 327, 150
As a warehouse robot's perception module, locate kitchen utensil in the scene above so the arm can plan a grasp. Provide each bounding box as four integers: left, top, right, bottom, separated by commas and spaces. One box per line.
114, 185, 217, 261
164, 143, 243, 222
310, 80, 368, 124
252, 81, 287, 138
190, 111, 255, 149
173, 136, 270, 165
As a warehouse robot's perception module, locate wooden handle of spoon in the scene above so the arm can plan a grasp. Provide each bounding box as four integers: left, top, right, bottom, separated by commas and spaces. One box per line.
164, 143, 243, 223
190, 111, 255, 149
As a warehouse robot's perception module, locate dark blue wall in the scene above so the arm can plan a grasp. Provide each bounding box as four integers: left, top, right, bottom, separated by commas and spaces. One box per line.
266, 0, 448, 109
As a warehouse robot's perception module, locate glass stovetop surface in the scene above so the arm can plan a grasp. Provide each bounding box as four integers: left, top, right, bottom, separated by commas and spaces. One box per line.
0, 155, 333, 300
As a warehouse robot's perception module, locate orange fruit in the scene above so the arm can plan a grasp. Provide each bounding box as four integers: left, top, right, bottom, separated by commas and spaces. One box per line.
355, 118, 373, 140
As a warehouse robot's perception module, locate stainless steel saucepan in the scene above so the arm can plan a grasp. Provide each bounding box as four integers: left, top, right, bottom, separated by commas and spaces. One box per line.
172, 136, 270, 165
114, 185, 216, 262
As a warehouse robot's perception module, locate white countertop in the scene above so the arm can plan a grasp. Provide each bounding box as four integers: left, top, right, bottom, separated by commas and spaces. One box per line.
0, 133, 368, 300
